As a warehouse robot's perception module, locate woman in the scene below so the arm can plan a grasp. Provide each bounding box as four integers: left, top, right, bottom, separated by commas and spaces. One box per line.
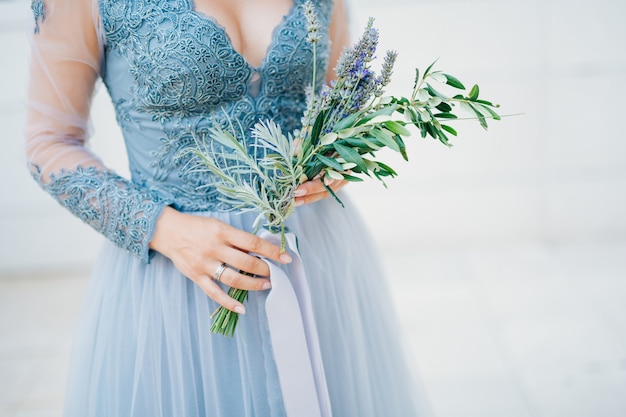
26, 0, 427, 415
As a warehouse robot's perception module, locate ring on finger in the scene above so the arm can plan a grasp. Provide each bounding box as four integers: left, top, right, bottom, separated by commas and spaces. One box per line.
213, 262, 228, 282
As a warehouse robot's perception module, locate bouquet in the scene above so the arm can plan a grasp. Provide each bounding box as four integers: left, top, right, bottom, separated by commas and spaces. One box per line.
187, 1, 501, 336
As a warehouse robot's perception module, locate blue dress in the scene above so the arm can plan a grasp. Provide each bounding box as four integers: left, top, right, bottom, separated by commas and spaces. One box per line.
28, 0, 428, 415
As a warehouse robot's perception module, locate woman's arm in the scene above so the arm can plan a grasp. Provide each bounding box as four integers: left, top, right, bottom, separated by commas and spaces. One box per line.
26, 0, 168, 262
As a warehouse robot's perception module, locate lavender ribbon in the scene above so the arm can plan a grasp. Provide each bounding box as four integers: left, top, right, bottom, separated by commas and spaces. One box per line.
260, 230, 332, 417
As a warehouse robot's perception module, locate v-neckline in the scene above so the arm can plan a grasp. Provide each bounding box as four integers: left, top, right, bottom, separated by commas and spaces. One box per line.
188, 0, 300, 71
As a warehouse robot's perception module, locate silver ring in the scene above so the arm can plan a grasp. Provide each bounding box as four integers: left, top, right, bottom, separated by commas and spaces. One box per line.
213, 263, 228, 282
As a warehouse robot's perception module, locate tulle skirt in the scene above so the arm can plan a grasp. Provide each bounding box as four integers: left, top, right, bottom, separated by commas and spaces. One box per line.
63, 195, 429, 417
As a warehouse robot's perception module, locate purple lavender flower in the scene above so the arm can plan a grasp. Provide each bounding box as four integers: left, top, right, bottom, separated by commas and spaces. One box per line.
334, 18, 378, 80
303, 1, 321, 44
375, 50, 398, 96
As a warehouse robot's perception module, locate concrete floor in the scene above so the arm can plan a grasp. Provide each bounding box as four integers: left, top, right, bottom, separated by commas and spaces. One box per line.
1, 239, 626, 417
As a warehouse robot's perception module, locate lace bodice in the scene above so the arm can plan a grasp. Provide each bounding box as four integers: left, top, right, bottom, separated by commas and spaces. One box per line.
26, 0, 332, 262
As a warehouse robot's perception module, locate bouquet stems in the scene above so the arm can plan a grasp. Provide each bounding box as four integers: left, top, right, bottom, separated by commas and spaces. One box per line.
210, 284, 250, 337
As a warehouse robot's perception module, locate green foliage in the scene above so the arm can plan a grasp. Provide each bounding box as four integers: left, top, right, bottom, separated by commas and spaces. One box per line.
187, 7, 503, 336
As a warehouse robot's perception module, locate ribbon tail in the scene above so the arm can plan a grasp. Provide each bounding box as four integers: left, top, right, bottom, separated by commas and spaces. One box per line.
262, 230, 332, 417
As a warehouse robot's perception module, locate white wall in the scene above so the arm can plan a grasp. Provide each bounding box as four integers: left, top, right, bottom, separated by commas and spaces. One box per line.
346, 0, 626, 248
1, 0, 625, 274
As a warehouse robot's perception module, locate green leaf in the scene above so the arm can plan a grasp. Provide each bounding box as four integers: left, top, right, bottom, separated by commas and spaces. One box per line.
434, 112, 458, 119
469, 84, 479, 101
418, 109, 432, 122
441, 124, 458, 136
356, 104, 398, 126
476, 103, 501, 120
383, 120, 411, 136
310, 110, 326, 145
358, 136, 382, 151
303, 162, 322, 181
363, 158, 378, 171
342, 173, 365, 182
418, 123, 428, 138
444, 74, 466, 90
333, 143, 368, 172
425, 83, 446, 100
333, 111, 361, 131
315, 154, 344, 172
363, 115, 394, 126
376, 161, 398, 176
337, 127, 360, 138
370, 127, 401, 152
425, 122, 438, 139
459, 101, 476, 117
416, 88, 430, 102
428, 96, 442, 107
395, 97, 410, 106
437, 129, 451, 146
322, 180, 344, 207
325, 169, 345, 180
436, 102, 452, 112
320, 132, 338, 145
394, 135, 409, 161
474, 98, 496, 107
337, 137, 365, 150
406, 106, 419, 124
413, 68, 420, 89
424, 59, 439, 77
429, 72, 447, 84
469, 103, 489, 129
340, 137, 379, 152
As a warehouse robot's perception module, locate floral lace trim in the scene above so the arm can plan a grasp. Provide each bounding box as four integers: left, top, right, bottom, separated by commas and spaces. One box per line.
31, 0, 46, 34
33, 165, 167, 263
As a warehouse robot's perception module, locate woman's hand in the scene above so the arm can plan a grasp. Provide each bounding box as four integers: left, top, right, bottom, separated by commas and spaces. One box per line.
294, 177, 348, 207
149, 207, 291, 314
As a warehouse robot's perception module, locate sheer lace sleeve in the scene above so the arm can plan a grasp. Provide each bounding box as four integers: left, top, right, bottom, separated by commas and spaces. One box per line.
25, 0, 167, 263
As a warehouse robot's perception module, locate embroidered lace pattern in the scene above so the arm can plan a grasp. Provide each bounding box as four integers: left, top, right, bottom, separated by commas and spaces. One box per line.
100, 0, 331, 212
31, 0, 46, 33
35, 166, 167, 263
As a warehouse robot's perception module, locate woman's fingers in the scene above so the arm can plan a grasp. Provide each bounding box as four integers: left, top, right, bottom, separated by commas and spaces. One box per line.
187, 259, 271, 315
223, 223, 292, 264
195, 274, 247, 314
294, 178, 348, 206
150, 208, 291, 312
218, 246, 271, 277
219, 267, 272, 291
209, 255, 272, 292
191, 258, 271, 314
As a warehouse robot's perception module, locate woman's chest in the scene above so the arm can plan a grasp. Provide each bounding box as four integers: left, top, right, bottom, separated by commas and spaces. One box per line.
99, 0, 331, 117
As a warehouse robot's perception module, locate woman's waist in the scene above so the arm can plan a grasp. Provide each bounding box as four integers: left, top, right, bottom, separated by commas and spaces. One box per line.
130, 167, 227, 213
